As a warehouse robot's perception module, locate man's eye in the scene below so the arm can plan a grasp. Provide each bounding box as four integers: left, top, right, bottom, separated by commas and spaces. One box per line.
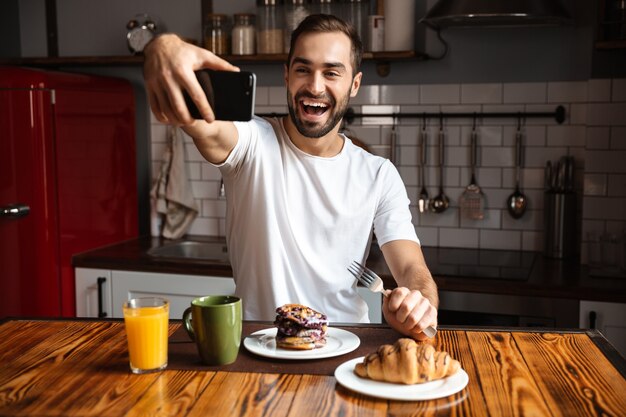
326, 72, 340, 78
295, 67, 309, 73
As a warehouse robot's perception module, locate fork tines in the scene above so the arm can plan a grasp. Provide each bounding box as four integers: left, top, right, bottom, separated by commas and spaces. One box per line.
347, 261, 376, 285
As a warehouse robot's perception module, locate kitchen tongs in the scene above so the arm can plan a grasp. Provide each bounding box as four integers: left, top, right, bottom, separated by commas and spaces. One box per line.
347, 261, 437, 338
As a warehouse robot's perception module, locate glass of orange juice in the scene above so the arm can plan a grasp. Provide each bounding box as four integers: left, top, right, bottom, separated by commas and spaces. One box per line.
122, 297, 169, 374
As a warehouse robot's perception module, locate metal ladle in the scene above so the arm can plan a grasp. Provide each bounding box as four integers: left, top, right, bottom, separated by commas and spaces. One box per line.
430, 116, 449, 213
507, 116, 527, 219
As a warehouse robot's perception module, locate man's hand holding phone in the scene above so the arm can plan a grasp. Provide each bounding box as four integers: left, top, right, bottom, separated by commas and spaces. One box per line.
143, 34, 241, 125
184, 70, 256, 122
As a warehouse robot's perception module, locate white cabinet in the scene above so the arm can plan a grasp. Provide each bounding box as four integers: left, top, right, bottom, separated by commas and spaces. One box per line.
580, 300, 626, 358
76, 268, 382, 323
75, 268, 113, 318
110, 270, 235, 319
75, 268, 234, 319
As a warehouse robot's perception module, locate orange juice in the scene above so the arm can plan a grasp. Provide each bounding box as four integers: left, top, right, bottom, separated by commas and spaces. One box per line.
123, 298, 169, 373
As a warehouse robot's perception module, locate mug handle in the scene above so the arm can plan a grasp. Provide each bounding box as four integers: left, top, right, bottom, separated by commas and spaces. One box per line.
182, 307, 195, 341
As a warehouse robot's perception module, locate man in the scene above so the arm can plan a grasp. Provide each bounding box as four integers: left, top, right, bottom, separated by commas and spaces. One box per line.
144, 14, 438, 340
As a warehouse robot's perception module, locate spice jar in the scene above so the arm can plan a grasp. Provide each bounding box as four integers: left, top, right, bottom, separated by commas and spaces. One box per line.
204, 14, 230, 55
284, 0, 310, 53
232, 13, 256, 55
257, 0, 284, 54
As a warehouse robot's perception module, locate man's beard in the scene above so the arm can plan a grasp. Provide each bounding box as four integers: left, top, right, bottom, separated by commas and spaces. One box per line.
287, 87, 351, 139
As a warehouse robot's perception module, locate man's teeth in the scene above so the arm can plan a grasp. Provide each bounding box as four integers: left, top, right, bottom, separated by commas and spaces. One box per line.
303, 101, 328, 108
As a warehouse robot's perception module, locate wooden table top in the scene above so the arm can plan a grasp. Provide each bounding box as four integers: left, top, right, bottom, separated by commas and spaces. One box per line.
1, 319, 625, 417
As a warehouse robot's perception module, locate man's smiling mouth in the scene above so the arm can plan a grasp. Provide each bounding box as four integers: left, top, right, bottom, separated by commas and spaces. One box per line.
301, 100, 330, 116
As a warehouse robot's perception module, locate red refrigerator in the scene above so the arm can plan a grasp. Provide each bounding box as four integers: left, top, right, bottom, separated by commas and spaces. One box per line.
0, 66, 138, 318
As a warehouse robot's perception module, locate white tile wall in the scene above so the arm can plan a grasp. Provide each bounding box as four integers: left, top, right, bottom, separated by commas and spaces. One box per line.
461, 83, 502, 104
581, 79, 626, 264
503, 83, 547, 104
149, 79, 626, 258
588, 79, 611, 102
548, 81, 588, 103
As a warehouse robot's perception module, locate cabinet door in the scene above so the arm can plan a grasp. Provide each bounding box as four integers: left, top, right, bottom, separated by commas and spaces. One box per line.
580, 300, 626, 357
75, 268, 113, 318
110, 270, 236, 319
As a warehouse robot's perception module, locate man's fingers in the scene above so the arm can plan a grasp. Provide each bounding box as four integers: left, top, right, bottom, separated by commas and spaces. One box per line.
143, 34, 226, 125
382, 287, 438, 340
410, 305, 437, 335
200, 51, 241, 73
162, 77, 195, 125
397, 294, 429, 329
191, 51, 238, 121
178, 71, 215, 123
385, 287, 410, 312
147, 87, 167, 123
153, 83, 178, 125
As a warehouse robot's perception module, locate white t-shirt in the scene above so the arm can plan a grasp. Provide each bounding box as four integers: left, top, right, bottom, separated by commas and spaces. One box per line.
216, 116, 418, 322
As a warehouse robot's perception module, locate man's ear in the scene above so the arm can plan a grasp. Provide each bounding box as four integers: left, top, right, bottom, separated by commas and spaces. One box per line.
350, 72, 363, 98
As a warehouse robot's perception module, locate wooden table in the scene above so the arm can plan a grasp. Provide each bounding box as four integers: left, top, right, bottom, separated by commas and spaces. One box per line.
1, 319, 624, 416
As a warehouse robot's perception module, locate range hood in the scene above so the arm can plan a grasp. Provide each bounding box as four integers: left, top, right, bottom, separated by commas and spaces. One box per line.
421, 0, 572, 29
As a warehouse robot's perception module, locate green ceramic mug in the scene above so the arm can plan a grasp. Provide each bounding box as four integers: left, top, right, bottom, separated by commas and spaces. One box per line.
182, 295, 242, 365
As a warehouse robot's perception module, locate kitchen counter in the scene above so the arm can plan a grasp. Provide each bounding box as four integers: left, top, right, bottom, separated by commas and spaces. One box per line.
73, 236, 626, 303
1, 318, 624, 416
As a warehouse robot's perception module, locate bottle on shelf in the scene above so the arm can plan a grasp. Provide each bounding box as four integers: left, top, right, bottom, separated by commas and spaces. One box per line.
232, 13, 256, 55
204, 14, 230, 55
383, 0, 415, 51
284, 0, 311, 53
343, 0, 370, 49
257, 0, 284, 54
311, 0, 337, 16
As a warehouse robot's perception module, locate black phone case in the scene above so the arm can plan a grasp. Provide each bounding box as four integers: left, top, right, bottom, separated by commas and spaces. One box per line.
184, 70, 256, 121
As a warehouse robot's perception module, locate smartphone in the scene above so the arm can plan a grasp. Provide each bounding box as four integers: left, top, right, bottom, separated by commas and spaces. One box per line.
184, 70, 256, 121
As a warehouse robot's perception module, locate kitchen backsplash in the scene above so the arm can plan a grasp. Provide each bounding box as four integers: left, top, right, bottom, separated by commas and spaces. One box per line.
150, 79, 626, 262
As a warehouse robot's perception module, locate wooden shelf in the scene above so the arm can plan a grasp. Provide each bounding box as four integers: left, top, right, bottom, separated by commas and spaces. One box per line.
0, 51, 426, 72
594, 39, 626, 50
0, 55, 144, 67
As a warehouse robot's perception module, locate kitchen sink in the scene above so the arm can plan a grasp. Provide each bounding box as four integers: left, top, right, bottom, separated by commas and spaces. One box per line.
147, 241, 229, 262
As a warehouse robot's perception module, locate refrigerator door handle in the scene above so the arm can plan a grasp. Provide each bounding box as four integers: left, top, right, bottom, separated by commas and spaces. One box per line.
97, 277, 108, 318
1, 204, 30, 218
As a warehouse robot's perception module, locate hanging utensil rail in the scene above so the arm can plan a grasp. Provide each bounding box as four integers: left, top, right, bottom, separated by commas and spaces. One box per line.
257, 105, 566, 125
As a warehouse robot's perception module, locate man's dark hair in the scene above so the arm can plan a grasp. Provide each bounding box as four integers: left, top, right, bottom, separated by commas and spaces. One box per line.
287, 14, 363, 76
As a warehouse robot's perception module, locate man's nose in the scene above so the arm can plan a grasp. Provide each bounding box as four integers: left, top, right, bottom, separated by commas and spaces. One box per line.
307, 72, 325, 95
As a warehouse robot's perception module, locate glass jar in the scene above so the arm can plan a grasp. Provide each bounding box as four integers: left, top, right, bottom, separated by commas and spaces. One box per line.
343, 0, 369, 48
312, 0, 337, 16
232, 13, 256, 55
284, 0, 310, 53
257, 0, 284, 54
204, 14, 230, 55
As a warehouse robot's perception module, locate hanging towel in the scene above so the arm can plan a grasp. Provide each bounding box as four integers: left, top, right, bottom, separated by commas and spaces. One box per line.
150, 126, 198, 239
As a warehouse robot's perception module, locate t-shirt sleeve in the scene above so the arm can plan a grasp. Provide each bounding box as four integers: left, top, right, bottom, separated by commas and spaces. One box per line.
211, 117, 258, 174
373, 161, 420, 247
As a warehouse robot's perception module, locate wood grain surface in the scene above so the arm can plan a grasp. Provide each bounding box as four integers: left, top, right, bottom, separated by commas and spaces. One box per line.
0, 320, 624, 417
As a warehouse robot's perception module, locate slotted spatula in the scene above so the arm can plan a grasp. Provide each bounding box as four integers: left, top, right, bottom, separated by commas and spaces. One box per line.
459, 121, 485, 220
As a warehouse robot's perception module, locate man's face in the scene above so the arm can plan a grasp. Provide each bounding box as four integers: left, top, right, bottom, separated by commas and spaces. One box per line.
285, 32, 362, 139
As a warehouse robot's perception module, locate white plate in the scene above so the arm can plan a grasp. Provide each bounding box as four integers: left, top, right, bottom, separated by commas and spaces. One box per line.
243, 327, 360, 360
334, 357, 469, 401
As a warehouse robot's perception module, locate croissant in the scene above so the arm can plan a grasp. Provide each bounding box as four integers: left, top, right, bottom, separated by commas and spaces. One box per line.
354, 338, 460, 384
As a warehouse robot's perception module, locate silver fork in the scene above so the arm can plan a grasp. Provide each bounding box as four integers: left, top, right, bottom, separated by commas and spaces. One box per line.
348, 261, 437, 338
